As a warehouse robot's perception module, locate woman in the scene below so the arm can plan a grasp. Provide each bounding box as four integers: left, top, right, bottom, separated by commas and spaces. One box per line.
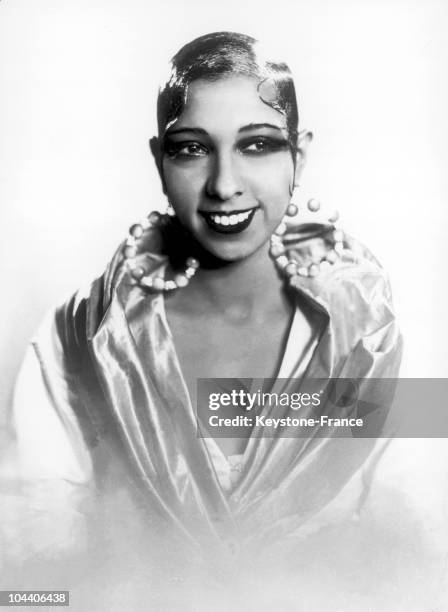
8, 32, 441, 611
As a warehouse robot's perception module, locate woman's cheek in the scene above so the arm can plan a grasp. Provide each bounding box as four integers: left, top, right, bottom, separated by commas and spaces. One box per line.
248, 154, 292, 188
249, 163, 292, 214
164, 165, 202, 212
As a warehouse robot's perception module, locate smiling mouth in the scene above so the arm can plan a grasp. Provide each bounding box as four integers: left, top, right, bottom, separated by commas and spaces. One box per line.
198, 206, 259, 234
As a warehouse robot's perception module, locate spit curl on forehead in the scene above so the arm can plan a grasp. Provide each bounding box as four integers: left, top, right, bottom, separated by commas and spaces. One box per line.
156, 32, 299, 154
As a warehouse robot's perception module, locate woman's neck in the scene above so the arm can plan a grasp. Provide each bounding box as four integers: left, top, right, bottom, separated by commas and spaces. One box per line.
177, 240, 290, 321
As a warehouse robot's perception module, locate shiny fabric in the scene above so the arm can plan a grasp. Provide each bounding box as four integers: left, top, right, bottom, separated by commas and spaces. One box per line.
49, 219, 402, 558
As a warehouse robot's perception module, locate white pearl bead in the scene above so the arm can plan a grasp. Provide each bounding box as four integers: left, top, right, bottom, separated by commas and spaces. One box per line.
286, 203, 298, 217
131, 266, 146, 280
174, 274, 188, 288
130, 224, 144, 238
333, 229, 344, 243
285, 262, 298, 276
307, 198, 321, 212
270, 243, 285, 257
334, 242, 344, 254
153, 277, 165, 290
308, 264, 320, 277
276, 255, 289, 269
148, 211, 161, 225
140, 277, 153, 288
274, 222, 287, 236
124, 245, 137, 259
328, 210, 340, 223
186, 257, 200, 269
297, 267, 308, 277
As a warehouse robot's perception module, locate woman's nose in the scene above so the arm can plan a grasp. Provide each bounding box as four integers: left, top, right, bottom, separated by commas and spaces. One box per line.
206, 153, 243, 201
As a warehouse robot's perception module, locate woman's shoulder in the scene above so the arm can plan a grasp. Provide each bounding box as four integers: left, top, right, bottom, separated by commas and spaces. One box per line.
284, 222, 402, 375
286, 223, 395, 315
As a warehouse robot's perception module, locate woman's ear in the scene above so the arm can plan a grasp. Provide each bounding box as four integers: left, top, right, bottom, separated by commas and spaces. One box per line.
149, 136, 167, 194
294, 129, 313, 187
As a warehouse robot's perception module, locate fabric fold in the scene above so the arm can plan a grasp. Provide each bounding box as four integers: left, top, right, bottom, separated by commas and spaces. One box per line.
46, 219, 402, 551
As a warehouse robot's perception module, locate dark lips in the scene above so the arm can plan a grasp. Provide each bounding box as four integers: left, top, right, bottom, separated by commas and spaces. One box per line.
198, 207, 258, 234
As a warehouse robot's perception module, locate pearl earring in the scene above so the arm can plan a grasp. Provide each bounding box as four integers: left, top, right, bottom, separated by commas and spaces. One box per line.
123, 212, 200, 291
286, 203, 299, 217
307, 198, 339, 223
270, 198, 343, 279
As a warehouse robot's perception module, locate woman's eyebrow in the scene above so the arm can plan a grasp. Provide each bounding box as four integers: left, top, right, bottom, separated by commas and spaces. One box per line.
238, 123, 286, 133
165, 127, 208, 136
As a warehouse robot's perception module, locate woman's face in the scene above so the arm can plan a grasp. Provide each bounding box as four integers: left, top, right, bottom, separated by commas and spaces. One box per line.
158, 75, 296, 262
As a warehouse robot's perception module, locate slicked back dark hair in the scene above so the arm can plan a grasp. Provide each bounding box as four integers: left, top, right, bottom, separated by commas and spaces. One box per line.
157, 32, 299, 155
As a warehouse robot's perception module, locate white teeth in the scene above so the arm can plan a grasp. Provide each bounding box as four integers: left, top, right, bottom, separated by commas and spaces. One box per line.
209, 209, 254, 225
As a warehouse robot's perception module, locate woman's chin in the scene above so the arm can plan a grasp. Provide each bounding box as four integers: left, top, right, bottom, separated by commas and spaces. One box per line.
173, 218, 272, 266
195, 236, 270, 267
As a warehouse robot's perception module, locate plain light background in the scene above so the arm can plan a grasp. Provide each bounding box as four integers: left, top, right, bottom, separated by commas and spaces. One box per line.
1, 0, 447, 420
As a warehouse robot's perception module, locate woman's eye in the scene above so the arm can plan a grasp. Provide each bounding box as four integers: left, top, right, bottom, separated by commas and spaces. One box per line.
244, 140, 268, 153
165, 142, 208, 159
240, 137, 288, 155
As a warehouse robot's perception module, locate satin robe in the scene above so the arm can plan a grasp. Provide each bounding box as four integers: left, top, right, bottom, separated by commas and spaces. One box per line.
38, 221, 401, 532
12, 220, 443, 611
